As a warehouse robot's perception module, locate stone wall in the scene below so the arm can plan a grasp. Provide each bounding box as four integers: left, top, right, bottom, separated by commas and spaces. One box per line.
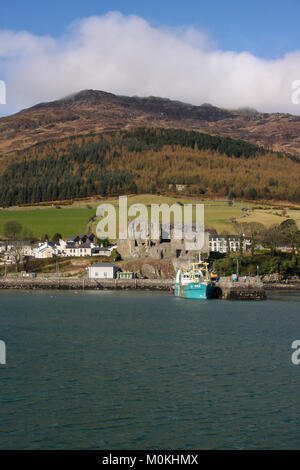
0, 278, 173, 290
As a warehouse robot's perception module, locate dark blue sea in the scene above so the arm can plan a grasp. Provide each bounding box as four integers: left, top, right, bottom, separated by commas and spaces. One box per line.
0, 290, 299, 449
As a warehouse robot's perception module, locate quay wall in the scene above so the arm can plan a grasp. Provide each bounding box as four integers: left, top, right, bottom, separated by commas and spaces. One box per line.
216, 280, 266, 300
0, 278, 173, 291
221, 287, 266, 300
0, 277, 299, 298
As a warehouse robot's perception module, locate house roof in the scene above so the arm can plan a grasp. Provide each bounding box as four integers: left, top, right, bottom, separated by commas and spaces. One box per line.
90, 262, 116, 268
69, 234, 95, 242
79, 233, 95, 239
66, 242, 76, 248
209, 235, 251, 240
47, 241, 59, 247
68, 236, 79, 242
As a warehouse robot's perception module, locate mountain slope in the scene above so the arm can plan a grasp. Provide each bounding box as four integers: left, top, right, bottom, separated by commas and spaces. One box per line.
0, 128, 299, 206
1, 90, 300, 157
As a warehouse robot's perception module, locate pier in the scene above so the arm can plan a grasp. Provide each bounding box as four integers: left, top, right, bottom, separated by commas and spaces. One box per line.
216, 278, 266, 300
218, 285, 266, 300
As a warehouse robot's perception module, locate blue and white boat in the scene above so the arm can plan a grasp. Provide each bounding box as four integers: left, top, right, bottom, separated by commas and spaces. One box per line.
174, 261, 215, 300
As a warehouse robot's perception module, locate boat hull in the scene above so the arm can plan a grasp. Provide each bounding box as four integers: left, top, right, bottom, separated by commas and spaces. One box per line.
174, 281, 215, 299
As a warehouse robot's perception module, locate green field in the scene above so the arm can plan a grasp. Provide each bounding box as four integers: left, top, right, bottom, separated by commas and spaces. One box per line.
0, 195, 299, 239
0, 206, 96, 239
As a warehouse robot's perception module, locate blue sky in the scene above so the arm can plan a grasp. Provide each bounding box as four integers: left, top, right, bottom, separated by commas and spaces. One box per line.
1, 0, 299, 59
1, 0, 300, 116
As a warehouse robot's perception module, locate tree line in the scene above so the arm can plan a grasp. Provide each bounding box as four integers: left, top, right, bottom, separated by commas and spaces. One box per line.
213, 219, 300, 277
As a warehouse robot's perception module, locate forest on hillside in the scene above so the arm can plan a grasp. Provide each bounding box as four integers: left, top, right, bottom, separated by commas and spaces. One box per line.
0, 128, 299, 206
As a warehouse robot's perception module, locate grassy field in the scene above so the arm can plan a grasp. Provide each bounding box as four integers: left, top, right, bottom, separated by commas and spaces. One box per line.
0, 195, 299, 239
0, 206, 96, 239
237, 208, 300, 229
90, 195, 253, 235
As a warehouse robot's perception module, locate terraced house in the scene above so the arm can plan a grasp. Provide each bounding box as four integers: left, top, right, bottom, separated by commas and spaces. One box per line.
209, 235, 251, 253
63, 234, 96, 257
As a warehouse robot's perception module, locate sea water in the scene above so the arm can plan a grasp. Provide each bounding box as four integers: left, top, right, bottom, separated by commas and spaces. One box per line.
0, 290, 299, 449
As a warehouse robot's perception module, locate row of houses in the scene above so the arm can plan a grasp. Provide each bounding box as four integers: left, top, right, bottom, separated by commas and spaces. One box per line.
0, 233, 255, 265
3, 234, 117, 263
209, 235, 252, 253
1, 230, 293, 266
209, 235, 296, 254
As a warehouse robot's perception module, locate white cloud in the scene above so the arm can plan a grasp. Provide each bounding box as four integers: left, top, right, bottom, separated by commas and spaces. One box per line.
0, 11, 300, 115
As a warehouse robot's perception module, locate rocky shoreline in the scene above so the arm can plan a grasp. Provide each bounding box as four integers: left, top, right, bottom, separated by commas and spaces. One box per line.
261, 274, 300, 291
264, 283, 300, 291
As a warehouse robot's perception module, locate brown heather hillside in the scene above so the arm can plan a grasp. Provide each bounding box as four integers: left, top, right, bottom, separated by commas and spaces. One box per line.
0, 129, 299, 205
1, 89, 300, 157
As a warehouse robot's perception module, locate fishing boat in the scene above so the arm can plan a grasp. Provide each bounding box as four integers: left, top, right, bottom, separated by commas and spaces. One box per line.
174, 260, 215, 300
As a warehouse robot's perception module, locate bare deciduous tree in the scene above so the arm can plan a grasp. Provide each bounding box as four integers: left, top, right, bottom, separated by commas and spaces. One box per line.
261, 225, 285, 255
243, 222, 265, 256
8, 241, 25, 272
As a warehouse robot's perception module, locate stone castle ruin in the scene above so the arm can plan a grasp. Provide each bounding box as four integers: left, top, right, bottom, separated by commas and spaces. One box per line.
117, 221, 209, 269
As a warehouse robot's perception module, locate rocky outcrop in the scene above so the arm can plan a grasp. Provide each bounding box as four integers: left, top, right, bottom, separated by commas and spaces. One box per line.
262, 273, 300, 284
117, 259, 175, 279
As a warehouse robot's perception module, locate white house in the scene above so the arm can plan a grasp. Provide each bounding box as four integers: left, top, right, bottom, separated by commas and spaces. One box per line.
21, 244, 35, 257
209, 235, 251, 253
91, 246, 111, 256
64, 241, 94, 257
91, 244, 117, 257
33, 241, 60, 259
88, 262, 118, 279
61, 234, 99, 257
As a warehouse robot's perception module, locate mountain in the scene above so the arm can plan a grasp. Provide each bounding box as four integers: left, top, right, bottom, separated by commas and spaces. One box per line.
1, 89, 300, 157
0, 128, 299, 206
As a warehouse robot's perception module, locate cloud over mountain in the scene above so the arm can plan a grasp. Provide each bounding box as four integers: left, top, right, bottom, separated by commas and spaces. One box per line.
1, 11, 300, 115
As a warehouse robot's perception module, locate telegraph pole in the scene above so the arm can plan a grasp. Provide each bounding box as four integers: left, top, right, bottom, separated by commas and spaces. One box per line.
56, 260, 60, 278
